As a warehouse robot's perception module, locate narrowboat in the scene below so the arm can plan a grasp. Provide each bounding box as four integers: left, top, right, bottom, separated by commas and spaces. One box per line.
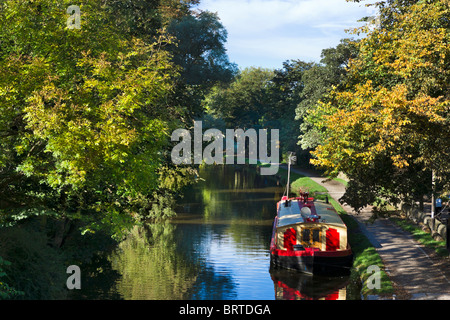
269, 191, 353, 275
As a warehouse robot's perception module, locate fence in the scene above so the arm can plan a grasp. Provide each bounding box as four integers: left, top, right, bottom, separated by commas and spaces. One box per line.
400, 203, 447, 242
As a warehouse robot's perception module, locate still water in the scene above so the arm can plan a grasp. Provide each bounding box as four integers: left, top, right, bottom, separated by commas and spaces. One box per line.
76, 165, 356, 300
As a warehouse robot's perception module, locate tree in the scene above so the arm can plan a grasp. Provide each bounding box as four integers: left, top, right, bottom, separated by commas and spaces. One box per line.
269, 60, 313, 159
103, 0, 200, 37
168, 11, 237, 88
204, 61, 314, 160
0, 0, 196, 238
167, 10, 238, 122
310, 0, 450, 211
205, 67, 275, 129
296, 39, 358, 150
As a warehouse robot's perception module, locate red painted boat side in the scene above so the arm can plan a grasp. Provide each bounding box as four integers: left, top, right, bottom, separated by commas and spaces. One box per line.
270, 247, 352, 258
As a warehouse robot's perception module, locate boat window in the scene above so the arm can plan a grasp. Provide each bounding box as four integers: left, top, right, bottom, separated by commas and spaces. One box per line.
302, 229, 310, 244
312, 229, 320, 242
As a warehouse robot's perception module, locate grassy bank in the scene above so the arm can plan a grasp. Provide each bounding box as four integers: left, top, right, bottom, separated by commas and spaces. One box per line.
275, 166, 328, 200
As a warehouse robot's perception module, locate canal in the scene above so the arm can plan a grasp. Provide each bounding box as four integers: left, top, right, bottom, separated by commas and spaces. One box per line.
74, 164, 358, 300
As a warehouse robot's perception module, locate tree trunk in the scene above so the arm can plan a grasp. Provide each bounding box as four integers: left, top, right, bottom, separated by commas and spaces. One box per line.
53, 218, 70, 248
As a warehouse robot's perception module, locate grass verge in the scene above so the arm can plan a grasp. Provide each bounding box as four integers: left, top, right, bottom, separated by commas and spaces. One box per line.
276, 167, 328, 200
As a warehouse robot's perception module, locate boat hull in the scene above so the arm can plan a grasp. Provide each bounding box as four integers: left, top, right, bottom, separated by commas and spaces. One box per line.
270, 248, 353, 275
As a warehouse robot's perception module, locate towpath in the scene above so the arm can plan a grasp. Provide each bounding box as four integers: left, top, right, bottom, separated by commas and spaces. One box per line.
282, 164, 450, 300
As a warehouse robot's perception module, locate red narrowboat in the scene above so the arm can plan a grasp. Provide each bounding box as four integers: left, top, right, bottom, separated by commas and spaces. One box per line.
270, 192, 353, 275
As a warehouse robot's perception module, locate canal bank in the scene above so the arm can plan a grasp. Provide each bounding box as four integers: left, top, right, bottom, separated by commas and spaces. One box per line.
282, 164, 450, 300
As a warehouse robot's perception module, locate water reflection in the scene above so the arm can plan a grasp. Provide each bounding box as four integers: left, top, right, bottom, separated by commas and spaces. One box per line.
176, 165, 282, 223
270, 268, 349, 300
108, 223, 198, 300
80, 164, 354, 300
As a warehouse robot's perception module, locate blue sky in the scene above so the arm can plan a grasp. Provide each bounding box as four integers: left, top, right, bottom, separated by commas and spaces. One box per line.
197, 0, 378, 70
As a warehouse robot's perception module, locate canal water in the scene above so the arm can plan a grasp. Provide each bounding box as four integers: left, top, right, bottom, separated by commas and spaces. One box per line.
75, 165, 357, 300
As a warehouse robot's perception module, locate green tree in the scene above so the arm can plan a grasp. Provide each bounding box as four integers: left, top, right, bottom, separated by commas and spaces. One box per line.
0, 0, 195, 238
204, 62, 316, 160
268, 60, 313, 159
104, 0, 200, 38
205, 67, 275, 129
167, 10, 238, 121
296, 39, 358, 150
168, 11, 237, 88
0, 256, 23, 299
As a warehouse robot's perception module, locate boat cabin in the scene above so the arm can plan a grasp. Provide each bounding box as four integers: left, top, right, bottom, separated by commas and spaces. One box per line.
274, 197, 348, 253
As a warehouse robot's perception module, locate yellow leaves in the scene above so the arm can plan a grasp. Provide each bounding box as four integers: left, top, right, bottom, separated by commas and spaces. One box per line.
313, 76, 448, 171
408, 96, 446, 123
390, 155, 410, 169
380, 6, 448, 80
349, 1, 450, 90
311, 1, 450, 174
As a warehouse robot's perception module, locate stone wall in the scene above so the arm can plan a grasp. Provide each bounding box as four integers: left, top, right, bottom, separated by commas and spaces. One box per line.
400, 203, 447, 242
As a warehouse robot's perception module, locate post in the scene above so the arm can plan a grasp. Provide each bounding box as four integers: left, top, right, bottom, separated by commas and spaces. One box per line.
431, 169, 436, 219
286, 152, 296, 198
446, 218, 450, 255
286, 155, 291, 198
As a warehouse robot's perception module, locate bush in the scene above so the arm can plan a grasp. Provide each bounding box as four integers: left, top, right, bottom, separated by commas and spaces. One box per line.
0, 222, 68, 299
0, 256, 23, 299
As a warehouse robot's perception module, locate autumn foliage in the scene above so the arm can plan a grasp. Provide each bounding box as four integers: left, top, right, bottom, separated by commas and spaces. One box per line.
309, 0, 450, 210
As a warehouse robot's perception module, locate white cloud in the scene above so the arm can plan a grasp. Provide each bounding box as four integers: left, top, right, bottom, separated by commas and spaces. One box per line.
201, 0, 367, 33
197, 0, 377, 69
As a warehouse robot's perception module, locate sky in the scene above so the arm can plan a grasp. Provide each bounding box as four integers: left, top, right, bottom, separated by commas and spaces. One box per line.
196, 0, 378, 70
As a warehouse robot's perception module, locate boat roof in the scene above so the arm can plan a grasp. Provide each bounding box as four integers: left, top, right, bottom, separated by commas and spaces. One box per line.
277, 199, 346, 228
